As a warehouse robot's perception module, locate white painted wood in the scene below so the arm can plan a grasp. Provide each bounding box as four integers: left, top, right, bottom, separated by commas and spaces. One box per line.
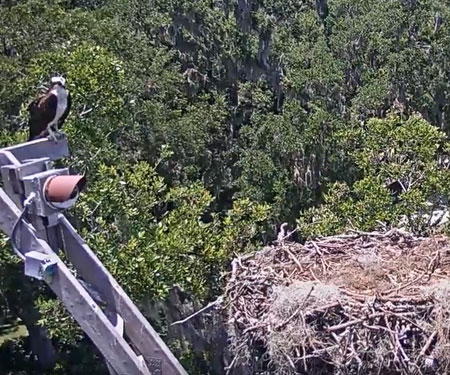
0, 189, 151, 375
59, 216, 188, 375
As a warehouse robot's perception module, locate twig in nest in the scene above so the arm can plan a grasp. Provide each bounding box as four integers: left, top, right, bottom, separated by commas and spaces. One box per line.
243, 323, 266, 334
327, 313, 386, 332
224, 341, 246, 374
285, 248, 304, 272
311, 240, 326, 255
307, 302, 341, 317
224, 228, 450, 374
327, 318, 363, 332
310, 268, 321, 282
276, 285, 315, 329
79, 107, 93, 117
382, 270, 427, 296
419, 331, 437, 357
395, 331, 411, 365
171, 296, 223, 326
284, 352, 296, 370
427, 250, 440, 273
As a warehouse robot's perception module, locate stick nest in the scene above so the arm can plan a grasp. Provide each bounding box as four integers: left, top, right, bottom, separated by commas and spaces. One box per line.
224, 229, 450, 374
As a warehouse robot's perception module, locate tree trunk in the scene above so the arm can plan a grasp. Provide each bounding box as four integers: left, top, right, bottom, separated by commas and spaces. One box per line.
18, 306, 57, 370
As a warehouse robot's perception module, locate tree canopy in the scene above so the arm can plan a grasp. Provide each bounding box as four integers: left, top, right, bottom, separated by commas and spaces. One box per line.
2, 0, 450, 373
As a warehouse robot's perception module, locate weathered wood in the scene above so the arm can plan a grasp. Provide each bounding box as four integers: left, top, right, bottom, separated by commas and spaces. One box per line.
51, 266, 150, 375
0, 136, 69, 165
0, 152, 26, 208
0, 150, 20, 167
0, 189, 151, 375
0, 153, 50, 208
58, 215, 188, 375
0, 136, 189, 375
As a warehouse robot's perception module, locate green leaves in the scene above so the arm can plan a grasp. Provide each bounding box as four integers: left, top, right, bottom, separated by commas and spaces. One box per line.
36, 297, 83, 346
74, 160, 269, 301
4, 0, 450, 372
299, 114, 450, 238
354, 114, 447, 188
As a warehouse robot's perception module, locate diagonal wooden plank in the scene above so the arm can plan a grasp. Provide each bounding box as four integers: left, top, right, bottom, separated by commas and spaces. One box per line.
0, 136, 69, 165
58, 215, 189, 375
0, 189, 151, 375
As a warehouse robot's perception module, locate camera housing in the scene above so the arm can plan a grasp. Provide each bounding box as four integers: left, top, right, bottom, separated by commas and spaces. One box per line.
44, 174, 86, 209
22, 168, 86, 217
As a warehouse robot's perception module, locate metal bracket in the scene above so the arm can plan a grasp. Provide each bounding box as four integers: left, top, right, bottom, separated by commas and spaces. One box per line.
24, 251, 57, 281
22, 168, 70, 217
0, 137, 188, 375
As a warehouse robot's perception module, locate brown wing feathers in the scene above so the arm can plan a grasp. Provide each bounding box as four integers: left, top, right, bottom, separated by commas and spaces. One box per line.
27, 92, 58, 141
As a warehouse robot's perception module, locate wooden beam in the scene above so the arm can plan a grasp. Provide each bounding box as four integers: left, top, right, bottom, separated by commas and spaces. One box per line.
0, 189, 151, 375
0, 150, 20, 167
58, 216, 188, 375
0, 136, 69, 166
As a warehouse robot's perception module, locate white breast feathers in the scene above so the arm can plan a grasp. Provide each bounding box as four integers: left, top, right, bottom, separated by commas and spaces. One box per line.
50, 87, 68, 126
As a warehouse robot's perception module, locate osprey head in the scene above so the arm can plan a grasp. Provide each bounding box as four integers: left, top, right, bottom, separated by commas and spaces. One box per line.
50, 76, 66, 88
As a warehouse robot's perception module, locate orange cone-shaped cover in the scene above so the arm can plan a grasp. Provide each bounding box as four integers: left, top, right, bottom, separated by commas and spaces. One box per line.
45, 175, 86, 202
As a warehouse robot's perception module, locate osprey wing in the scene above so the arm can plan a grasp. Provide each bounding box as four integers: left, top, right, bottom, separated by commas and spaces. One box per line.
28, 93, 58, 141
28, 98, 43, 141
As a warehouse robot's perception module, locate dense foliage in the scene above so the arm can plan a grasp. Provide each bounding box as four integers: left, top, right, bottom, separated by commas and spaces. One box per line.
2, 0, 450, 373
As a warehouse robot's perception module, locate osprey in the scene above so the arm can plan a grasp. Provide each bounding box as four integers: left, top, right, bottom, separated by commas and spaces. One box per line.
28, 76, 71, 141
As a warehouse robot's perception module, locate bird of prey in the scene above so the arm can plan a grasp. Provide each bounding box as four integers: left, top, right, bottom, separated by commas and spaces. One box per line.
28, 76, 71, 141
